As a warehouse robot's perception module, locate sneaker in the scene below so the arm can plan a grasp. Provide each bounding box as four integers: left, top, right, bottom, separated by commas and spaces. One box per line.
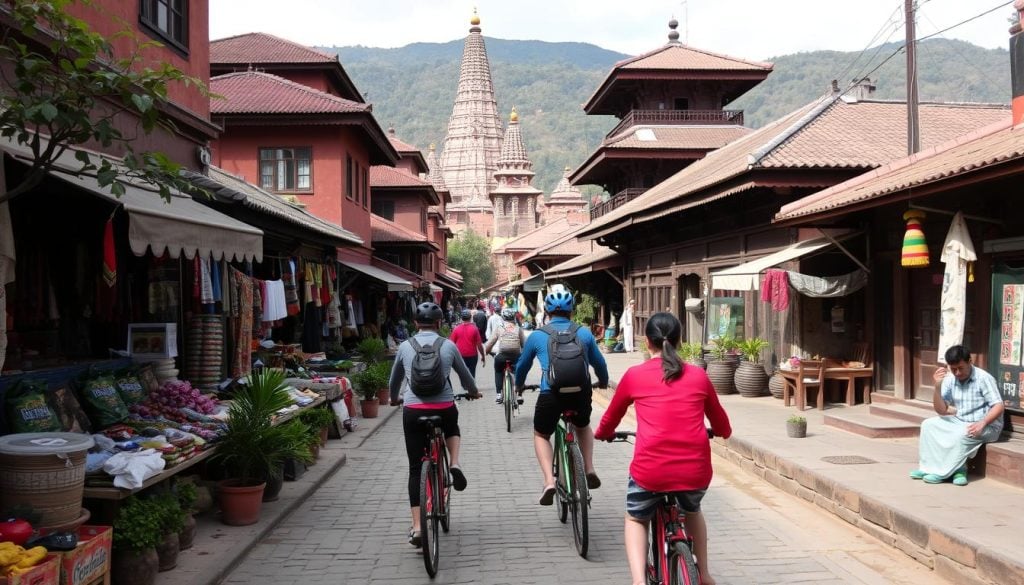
953, 467, 968, 486
495, 395, 503, 404
450, 466, 468, 491
909, 469, 927, 480
408, 529, 422, 548
539, 485, 556, 506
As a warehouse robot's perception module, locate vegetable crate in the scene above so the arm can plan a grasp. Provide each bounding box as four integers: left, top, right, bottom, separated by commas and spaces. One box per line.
57, 526, 111, 585
1, 554, 60, 585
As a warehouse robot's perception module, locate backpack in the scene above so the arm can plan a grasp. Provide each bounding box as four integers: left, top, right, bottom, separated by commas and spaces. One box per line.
540, 323, 590, 393
408, 337, 447, 397
497, 322, 522, 355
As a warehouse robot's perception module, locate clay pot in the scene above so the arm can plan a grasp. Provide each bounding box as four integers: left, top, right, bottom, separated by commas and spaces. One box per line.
178, 514, 196, 550
218, 480, 266, 526
706, 360, 737, 395
319, 426, 329, 446
156, 531, 179, 571
377, 388, 390, 405
735, 361, 769, 397
769, 371, 785, 399
111, 547, 159, 585
360, 399, 379, 419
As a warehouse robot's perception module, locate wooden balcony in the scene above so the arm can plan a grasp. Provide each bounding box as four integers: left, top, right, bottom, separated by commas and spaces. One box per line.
607, 109, 744, 138
590, 188, 648, 220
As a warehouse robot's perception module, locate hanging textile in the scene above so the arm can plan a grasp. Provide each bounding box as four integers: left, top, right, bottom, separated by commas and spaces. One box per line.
0, 197, 14, 373
199, 257, 214, 304
282, 258, 301, 316
94, 216, 117, 322
210, 259, 222, 303
937, 211, 977, 362
301, 301, 322, 352
759, 269, 790, 311
262, 279, 288, 322
785, 269, 868, 298
231, 268, 253, 378
326, 292, 341, 329
901, 209, 930, 267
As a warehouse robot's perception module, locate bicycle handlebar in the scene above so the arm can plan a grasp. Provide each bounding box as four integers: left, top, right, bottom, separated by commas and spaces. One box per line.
608, 428, 715, 442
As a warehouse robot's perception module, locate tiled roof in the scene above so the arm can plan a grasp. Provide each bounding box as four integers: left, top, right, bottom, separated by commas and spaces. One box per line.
186, 167, 362, 245
617, 43, 773, 72
370, 165, 432, 188
517, 223, 593, 263
388, 134, 420, 153
211, 71, 369, 115
211, 32, 337, 64
578, 96, 1010, 240
545, 247, 621, 278
604, 125, 751, 150
776, 118, 1023, 222
371, 214, 438, 249
495, 218, 589, 253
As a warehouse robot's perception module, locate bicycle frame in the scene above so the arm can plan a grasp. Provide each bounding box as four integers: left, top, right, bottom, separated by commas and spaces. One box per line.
553, 411, 589, 557
648, 494, 697, 584
418, 417, 451, 577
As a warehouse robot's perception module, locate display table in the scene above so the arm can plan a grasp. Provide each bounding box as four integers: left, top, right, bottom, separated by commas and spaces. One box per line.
779, 366, 873, 410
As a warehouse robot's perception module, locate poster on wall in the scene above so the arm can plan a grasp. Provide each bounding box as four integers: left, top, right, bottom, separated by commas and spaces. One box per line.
989, 265, 1024, 411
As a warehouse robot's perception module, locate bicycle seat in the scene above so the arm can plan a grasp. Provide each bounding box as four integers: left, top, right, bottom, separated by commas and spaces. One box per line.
417, 415, 443, 427
559, 410, 578, 418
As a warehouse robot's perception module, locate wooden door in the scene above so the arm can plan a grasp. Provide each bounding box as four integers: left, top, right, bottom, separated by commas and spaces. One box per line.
910, 268, 977, 400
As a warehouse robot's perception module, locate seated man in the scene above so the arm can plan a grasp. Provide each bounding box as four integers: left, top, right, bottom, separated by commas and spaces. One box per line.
911, 344, 1005, 486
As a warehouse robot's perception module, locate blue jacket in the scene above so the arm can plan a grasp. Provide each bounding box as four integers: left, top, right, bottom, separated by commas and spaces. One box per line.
514, 316, 609, 393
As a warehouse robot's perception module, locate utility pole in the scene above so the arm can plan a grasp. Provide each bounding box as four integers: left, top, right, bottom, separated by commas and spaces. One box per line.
905, 0, 920, 154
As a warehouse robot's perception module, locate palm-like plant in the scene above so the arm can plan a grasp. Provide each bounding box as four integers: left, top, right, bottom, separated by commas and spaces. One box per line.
356, 337, 388, 364
738, 338, 769, 363
708, 335, 738, 361
214, 369, 313, 485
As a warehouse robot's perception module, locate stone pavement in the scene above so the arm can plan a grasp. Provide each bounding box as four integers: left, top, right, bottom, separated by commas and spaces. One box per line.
157, 352, 1024, 585
594, 352, 1024, 585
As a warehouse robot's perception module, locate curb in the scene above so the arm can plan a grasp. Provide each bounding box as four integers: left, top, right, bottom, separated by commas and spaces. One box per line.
711, 434, 1024, 585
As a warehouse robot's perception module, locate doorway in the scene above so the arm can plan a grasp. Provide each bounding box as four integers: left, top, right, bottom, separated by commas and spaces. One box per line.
677, 274, 702, 344
910, 268, 976, 400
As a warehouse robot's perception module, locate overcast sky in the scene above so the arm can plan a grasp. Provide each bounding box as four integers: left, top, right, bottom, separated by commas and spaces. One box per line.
209, 0, 1014, 59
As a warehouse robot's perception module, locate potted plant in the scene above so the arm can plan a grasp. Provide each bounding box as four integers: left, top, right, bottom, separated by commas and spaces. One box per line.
735, 338, 770, 397
151, 492, 185, 572
370, 361, 393, 405
298, 406, 337, 449
353, 369, 381, 419
356, 336, 388, 364
110, 497, 163, 585
173, 479, 198, 551
677, 342, 706, 369
786, 414, 807, 438
212, 369, 313, 524
706, 335, 738, 395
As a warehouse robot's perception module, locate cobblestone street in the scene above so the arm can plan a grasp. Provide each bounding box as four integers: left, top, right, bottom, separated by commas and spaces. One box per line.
220, 368, 947, 585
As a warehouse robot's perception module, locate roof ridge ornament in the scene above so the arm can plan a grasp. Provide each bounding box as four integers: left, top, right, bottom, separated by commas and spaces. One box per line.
667, 17, 681, 45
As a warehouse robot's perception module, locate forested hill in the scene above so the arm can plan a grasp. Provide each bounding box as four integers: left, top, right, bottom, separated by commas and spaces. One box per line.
323, 38, 1010, 196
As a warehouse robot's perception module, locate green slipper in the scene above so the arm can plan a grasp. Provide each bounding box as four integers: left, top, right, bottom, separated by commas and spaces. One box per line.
922, 474, 945, 484
953, 468, 968, 486
909, 469, 926, 480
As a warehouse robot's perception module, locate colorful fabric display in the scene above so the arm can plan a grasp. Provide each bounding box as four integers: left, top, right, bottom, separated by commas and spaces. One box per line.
901, 209, 930, 267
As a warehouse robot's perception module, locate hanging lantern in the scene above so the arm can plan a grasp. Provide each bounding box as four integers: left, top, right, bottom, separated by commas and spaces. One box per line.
901, 209, 930, 268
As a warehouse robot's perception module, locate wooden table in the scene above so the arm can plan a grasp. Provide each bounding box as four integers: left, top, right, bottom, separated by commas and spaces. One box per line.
780, 367, 873, 409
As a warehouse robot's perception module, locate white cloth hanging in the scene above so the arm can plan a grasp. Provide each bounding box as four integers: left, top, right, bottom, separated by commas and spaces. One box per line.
262, 279, 288, 322
937, 211, 977, 362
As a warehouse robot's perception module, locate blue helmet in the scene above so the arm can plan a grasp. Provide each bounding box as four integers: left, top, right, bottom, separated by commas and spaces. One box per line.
544, 289, 574, 313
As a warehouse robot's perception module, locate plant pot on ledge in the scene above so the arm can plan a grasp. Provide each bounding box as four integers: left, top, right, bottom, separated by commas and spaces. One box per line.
360, 399, 380, 418
786, 416, 807, 438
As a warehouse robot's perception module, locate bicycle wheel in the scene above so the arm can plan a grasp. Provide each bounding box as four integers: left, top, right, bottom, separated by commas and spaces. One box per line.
439, 443, 452, 533
645, 515, 661, 585
669, 541, 700, 585
554, 436, 568, 523
568, 442, 589, 558
503, 373, 513, 433
419, 459, 440, 577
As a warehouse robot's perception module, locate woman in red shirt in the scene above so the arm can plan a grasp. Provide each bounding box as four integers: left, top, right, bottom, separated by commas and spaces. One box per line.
595, 312, 732, 585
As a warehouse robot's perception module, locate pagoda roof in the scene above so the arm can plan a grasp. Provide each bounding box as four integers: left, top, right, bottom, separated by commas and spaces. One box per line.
494, 217, 587, 253
371, 214, 439, 249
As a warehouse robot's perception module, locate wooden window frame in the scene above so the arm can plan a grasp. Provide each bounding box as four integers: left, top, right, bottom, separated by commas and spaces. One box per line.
345, 155, 354, 200
258, 147, 313, 193
139, 0, 189, 56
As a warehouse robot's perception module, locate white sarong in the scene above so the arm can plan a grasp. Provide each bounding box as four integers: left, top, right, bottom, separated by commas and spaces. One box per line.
918, 416, 1000, 478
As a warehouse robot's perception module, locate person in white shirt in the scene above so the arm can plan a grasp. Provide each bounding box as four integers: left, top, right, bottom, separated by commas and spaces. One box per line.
486, 309, 505, 346
622, 299, 635, 352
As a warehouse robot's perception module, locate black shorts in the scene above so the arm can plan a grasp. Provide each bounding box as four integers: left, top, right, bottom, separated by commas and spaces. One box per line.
533, 390, 593, 436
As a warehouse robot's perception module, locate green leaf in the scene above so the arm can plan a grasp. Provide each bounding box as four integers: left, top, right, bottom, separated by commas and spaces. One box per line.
109, 181, 125, 197
130, 93, 153, 113
96, 167, 117, 187
39, 103, 58, 122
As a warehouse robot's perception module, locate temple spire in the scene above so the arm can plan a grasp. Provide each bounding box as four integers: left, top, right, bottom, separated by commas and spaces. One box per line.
491, 107, 541, 237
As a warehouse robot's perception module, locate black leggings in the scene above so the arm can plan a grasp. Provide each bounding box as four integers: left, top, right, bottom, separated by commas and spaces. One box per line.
403, 405, 460, 507
493, 353, 516, 394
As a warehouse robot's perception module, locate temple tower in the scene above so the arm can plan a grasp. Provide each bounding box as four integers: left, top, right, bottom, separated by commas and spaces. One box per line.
438, 9, 503, 236
490, 107, 542, 237
541, 166, 588, 225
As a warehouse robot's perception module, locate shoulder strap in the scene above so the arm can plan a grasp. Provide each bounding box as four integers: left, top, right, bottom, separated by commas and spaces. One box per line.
431, 337, 445, 351
540, 324, 556, 336
409, 337, 422, 351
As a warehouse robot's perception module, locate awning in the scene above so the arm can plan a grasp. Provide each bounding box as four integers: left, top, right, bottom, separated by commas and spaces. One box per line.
339, 261, 413, 292
545, 248, 620, 279
523, 273, 545, 292
3, 138, 263, 261
711, 236, 835, 291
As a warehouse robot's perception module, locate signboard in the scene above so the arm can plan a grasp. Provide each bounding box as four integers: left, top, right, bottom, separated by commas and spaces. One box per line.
988, 264, 1024, 411
127, 323, 177, 359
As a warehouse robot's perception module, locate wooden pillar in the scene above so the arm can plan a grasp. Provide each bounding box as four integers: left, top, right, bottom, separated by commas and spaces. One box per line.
893, 260, 912, 399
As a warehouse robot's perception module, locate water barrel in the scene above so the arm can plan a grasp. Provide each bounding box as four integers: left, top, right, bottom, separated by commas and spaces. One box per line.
0, 432, 94, 527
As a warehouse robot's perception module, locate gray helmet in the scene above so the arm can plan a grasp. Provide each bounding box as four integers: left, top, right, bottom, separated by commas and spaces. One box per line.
415, 302, 444, 323
501, 308, 516, 321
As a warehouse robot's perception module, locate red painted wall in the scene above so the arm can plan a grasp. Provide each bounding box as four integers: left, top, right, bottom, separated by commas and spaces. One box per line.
273, 71, 334, 95
212, 123, 374, 252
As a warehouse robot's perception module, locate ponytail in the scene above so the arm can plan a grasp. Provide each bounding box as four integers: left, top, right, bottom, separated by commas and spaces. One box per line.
645, 312, 683, 383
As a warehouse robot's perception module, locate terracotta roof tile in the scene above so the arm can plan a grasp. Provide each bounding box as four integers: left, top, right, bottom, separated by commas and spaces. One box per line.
605, 125, 751, 150
371, 214, 437, 248
496, 218, 588, 253
388, 135, 420, 153
517, 223, 593, 263
370, 165, 432, 188
618, 44, 773, 72
579, 96, 1009, 239
545, 247, 620, 278
210, 71, 369, 115
776, 118, 1022, 222
211, 32, 337, 64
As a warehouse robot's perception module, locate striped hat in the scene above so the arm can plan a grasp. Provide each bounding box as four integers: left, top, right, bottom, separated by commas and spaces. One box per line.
901, 209, 930, 267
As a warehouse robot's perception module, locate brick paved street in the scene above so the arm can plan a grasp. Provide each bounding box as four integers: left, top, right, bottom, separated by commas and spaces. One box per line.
221, 367, 948, 585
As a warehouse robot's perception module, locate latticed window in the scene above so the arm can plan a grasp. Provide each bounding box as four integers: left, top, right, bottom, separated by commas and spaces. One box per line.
140, 0, 188, 52
259, 148, 312, 192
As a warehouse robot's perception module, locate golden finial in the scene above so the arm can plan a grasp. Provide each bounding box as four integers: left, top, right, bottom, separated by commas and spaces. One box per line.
510, 106, 518, 122
470, 7, 480, 26
429, 143, 436, 151
564, 166, 571, 172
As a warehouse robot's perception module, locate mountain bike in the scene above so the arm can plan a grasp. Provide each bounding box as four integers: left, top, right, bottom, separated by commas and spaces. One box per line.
611, 429, 714, 585
499, 357, 533, 431
553, 407, 590, 558
417, 392, 472, 577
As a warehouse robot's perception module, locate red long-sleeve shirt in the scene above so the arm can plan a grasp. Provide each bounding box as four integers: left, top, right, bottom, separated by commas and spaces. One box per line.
595, 358, 732, 492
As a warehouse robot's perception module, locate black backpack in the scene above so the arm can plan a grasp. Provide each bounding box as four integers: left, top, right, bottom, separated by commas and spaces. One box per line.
408, 337, 447, 397
541, 323, 590, 393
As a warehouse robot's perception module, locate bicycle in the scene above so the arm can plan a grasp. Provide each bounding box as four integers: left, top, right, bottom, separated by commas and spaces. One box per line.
417, 392, 472, 577
611, 429, 714, 585
553, 406, 590, 558
499, 359, 533, 432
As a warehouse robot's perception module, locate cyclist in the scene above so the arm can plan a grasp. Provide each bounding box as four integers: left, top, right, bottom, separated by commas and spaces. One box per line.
388, 302, 482, 548
515, 287, 609, 505
484, 307, 526, 403
594, 312, 732, 585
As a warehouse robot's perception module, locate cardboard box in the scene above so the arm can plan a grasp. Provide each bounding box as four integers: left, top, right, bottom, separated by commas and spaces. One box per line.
57, 526, 111, 585
1, 554, 61, 585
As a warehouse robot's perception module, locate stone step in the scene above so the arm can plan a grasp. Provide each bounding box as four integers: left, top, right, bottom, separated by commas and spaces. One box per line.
869, 392, 935, 411
823, 409, 921, 438
869, 402, 932, 424
980, 437, 1024, 489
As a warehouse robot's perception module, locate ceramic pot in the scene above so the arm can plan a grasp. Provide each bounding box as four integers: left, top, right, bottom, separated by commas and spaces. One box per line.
360, 399, 379, 419
111, 547, 158, 585
156, 531, 179, 571
685, 357, 706, 370
769, 371, 785, 399
735, 361, 769, 397
218, 480, 266, 526
377, 388, 390, 405
262, 465, 285, 502
706, 360, 737, 395
178, 514, 196, 550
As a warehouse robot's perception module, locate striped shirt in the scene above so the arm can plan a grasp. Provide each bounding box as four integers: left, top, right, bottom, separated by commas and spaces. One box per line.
941, 365, 1003, 428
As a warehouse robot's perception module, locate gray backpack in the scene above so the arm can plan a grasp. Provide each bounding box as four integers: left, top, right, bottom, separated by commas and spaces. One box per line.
408, 337, 447, 397
541, 323, 590, 393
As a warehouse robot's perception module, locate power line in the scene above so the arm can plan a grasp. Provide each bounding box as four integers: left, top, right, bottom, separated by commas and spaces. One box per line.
833, 1, 905, 86
918, 10, 1003, 98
